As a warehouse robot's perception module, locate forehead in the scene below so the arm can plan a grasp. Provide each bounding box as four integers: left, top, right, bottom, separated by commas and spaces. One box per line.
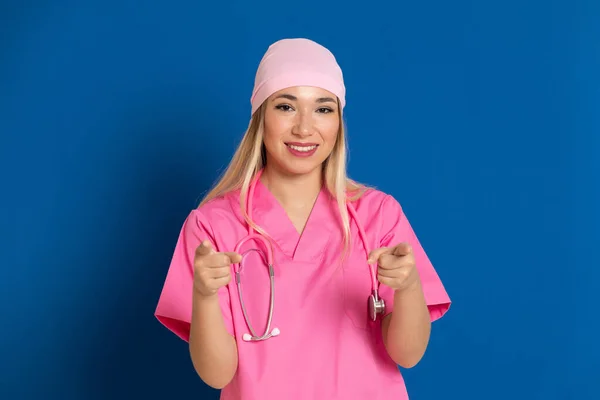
269, 86, 337, 100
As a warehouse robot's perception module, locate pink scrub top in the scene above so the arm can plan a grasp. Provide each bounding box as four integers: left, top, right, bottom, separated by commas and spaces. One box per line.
155, 180, 451, 400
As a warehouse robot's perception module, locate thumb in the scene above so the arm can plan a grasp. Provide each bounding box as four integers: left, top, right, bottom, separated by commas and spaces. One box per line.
367, 246, 392, 264
196, 240, 215, 257
223, 252, 243, 264
393, 242, 412, 256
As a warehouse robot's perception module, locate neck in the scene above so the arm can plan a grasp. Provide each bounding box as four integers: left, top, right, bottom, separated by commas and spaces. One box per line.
260, 165, 323, 210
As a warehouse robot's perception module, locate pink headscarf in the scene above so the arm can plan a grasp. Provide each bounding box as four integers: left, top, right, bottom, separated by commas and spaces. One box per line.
250, 38, 346, 115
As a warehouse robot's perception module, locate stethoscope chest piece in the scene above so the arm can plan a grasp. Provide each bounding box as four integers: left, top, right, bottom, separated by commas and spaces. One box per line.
368, 290, 386, 321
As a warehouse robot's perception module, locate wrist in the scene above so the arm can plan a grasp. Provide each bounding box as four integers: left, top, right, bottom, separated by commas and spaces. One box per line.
394, 277, 422, 297
193, 289, 220, 304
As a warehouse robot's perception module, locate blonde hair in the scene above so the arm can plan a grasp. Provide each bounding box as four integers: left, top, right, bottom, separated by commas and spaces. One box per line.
198, 98, 368, 252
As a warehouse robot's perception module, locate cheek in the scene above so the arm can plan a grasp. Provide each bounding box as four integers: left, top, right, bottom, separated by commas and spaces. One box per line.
262, 130, 277, 152
320, 120, 340, 146
263, 118, 287, 149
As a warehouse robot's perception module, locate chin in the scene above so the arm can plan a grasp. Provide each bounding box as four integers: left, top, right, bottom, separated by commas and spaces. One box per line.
266, 146, 329, 177
279, 160, 324, 177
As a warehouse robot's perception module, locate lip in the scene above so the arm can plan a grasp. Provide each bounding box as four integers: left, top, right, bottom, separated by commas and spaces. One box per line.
285, 142, 319, 158
285, 142, 319, 147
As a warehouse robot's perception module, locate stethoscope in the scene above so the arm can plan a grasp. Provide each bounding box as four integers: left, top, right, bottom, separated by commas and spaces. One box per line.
233, 170, 385, 342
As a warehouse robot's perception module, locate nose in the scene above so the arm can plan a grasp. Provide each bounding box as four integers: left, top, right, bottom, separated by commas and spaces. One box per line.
291, 109, 314, 137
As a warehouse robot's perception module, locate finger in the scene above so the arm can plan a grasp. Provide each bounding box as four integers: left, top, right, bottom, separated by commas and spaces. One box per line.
378, 253, 414, 270
377, 274, 396, 287
378, 264, 411, 280
376, 254, 403, 270
210, 274, 232, 288
377, 267, 398, 278
367, 246, 393, 264
223, 251, 243, 264
202, 253, 237, 268
393, 242, 412, 256
196, 240, 215, 256
208, 265, 231, 279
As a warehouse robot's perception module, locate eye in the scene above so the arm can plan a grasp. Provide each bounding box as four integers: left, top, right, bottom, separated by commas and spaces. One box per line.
275, 104, 294, 112
317, 107, 334, 114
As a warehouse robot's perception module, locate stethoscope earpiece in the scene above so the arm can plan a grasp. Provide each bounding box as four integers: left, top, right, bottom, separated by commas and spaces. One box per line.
242, 327, 280, 342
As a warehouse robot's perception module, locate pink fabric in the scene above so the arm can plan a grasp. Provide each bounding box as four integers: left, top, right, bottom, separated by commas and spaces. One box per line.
155, 183, 451, 400
250, 38, 346, 115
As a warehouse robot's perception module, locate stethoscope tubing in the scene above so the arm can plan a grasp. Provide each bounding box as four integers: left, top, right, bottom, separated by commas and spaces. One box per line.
232, 170, 382, 342
235, 247, 276, 341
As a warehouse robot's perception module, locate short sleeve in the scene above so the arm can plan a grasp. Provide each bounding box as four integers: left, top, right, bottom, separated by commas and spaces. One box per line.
378, 195, 451, 322
154, 210, 235, 342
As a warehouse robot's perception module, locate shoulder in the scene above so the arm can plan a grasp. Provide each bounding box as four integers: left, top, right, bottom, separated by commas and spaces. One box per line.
350, 187, 404, 219
196, 189, 240, 216
346, 187, 408, 245
188, 189, 243, 234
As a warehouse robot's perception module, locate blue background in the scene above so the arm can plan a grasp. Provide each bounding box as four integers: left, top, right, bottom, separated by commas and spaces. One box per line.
1, 0, 598, 399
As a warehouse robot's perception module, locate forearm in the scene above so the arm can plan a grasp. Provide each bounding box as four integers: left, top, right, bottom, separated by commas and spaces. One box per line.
189, 292, 238, 389
382, 280, 431, 368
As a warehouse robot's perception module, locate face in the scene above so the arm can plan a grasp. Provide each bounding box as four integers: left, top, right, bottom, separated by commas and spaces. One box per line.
262, 86, 340, 177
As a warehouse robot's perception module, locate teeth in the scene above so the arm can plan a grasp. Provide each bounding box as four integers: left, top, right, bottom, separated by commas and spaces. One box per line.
288, 145, 317, 152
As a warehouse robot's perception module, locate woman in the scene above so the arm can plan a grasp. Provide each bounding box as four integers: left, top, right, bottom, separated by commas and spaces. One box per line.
155, 38, 451, 399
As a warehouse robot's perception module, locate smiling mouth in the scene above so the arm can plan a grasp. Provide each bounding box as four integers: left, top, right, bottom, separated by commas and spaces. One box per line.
285, 143, 319, 152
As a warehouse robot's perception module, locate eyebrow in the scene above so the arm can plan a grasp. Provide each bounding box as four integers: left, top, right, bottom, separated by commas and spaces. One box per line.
272, 94, 337, 104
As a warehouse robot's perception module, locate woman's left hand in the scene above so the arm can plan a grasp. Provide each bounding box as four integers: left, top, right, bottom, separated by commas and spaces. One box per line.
368, 242, 420, 292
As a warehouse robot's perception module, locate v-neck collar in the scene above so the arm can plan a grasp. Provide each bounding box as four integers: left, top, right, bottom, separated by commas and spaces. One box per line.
250, 178, 336, 262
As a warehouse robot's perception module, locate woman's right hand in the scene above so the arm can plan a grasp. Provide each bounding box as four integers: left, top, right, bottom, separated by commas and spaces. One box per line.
193, 240, 242, 297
